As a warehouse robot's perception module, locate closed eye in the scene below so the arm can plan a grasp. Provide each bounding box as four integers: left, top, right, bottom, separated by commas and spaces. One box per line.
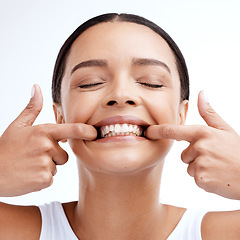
138, 82, 163, 88
79, 82, 104, 88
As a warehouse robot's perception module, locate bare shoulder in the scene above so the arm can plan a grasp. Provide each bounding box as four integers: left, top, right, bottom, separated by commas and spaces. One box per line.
0, 201, 41, 240
201, 209, 240, 240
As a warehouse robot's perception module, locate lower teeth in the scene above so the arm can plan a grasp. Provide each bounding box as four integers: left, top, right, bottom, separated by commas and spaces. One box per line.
104, 132, 139, 138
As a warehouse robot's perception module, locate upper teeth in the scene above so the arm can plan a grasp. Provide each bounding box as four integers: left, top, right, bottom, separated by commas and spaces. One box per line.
100, 124, 143, 138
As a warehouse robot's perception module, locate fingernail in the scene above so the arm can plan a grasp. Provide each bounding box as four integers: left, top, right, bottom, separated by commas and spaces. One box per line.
202, 90, 209, 103
31, 85, 35, 98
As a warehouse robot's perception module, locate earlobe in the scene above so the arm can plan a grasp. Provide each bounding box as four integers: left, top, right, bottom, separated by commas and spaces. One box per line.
178, 100, 188, 125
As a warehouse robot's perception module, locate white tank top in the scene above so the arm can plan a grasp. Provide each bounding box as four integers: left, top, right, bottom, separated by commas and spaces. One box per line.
39, 202, 208, 240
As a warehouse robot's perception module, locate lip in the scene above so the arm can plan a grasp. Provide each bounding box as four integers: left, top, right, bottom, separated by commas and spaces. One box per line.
94, 115, 150, 127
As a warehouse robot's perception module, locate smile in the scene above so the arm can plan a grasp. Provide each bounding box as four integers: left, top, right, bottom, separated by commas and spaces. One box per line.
100, 124, 143, 138
93, 115, 149, 140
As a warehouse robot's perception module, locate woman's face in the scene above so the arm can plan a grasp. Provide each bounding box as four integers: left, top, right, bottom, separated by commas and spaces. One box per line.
55, 22, 188, 174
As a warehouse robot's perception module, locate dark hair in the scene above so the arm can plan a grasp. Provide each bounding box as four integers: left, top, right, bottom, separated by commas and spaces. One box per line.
52, 13, 189, 104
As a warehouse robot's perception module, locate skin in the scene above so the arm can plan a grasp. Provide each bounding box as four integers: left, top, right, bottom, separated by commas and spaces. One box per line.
0, 21, 240, 239
54, 22, 188, 240
58, 22, 188, 175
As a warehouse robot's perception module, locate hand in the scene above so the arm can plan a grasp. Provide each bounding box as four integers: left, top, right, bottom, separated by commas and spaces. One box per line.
0, 85, 97, 197
146, 91, 240, 200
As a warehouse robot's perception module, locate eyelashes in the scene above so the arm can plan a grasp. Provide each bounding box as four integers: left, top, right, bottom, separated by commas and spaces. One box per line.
137, 82, 163, 88
77, 77, 164, 89
79, 82, 164, 89
78, 82, 103, 88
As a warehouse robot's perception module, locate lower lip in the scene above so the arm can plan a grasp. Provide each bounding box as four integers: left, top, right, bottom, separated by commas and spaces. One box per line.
95, 135, 147, 143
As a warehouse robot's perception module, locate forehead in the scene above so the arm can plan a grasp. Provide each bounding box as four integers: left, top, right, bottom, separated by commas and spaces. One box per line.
66, 22, 176, 69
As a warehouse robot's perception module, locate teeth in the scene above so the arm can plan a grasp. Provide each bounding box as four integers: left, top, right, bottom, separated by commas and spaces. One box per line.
132, 125, 138, 133
128, 125, 133, 132
115, 124, 121, 135
100, 124, 143, 138
122, 124, 128, 133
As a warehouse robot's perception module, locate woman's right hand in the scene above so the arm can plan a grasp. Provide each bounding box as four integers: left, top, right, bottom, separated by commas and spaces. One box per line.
0, 85, 97, 197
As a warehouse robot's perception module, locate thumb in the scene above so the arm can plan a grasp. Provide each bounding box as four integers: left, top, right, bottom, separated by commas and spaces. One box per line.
13, 84, 43, 127
198, 90, 234, 131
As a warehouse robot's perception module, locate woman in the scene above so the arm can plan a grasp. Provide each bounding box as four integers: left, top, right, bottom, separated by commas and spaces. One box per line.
1, 13, 240, 239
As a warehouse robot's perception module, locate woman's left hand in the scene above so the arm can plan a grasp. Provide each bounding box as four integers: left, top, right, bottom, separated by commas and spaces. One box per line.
146, 91, 240, 200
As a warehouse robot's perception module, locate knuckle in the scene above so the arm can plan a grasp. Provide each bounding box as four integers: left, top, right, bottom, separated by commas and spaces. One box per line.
194, 172, 207, 188
206, 107, 216, 116
25, 101, 35, 111
40, 158, 51, 170
194, 168, 211, 190
34, 128, 54, 150
74, 124, 84, 136
72, 124, 89, 139
190, 157, 214, 192
201, 127, 212, 138
40, 172, 53, 188
196, 125, 206, 136
25, 101, 41, 115
162, 126, 175, 139
34, 126, 55, 151
195, 178, 212, 193
201, 107, 215, 120
194, 141, 207, 154
40, 140, 53, 152
194, 157, 207, 171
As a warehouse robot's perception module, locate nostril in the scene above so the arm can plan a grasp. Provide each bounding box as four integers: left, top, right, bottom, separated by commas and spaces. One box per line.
107, 100, 116, 106
106, 100, 136, 106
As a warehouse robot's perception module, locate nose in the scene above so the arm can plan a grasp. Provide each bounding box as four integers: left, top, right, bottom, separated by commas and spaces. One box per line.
102, 77, 141, 108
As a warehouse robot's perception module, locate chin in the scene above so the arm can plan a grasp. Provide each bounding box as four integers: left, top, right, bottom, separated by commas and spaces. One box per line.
69, 138, 173, 175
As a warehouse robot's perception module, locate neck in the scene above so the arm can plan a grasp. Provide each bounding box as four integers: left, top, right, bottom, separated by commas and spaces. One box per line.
73, 161, 166, 240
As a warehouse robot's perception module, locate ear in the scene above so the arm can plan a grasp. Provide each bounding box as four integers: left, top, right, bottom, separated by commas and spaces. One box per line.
177, 100, 188, 125
53, 102, 65, 124
53, 103, 67, 142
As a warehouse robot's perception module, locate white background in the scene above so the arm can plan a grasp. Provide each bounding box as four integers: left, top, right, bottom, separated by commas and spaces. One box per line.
0, 0, 240, 211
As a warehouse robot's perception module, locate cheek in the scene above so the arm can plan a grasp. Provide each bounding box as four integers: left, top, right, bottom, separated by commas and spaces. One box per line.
144, 93, 180, 125
62, 93, 98, 123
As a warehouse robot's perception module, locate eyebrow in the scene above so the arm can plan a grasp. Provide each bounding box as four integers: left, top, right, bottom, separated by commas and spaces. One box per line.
71, 59, 107, 75
133, 58, 171, 74
71, 58, 171, 75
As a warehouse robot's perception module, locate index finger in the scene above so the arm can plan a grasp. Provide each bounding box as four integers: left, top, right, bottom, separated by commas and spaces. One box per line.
46, 123, 97, 141
145, 124, 201, 142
